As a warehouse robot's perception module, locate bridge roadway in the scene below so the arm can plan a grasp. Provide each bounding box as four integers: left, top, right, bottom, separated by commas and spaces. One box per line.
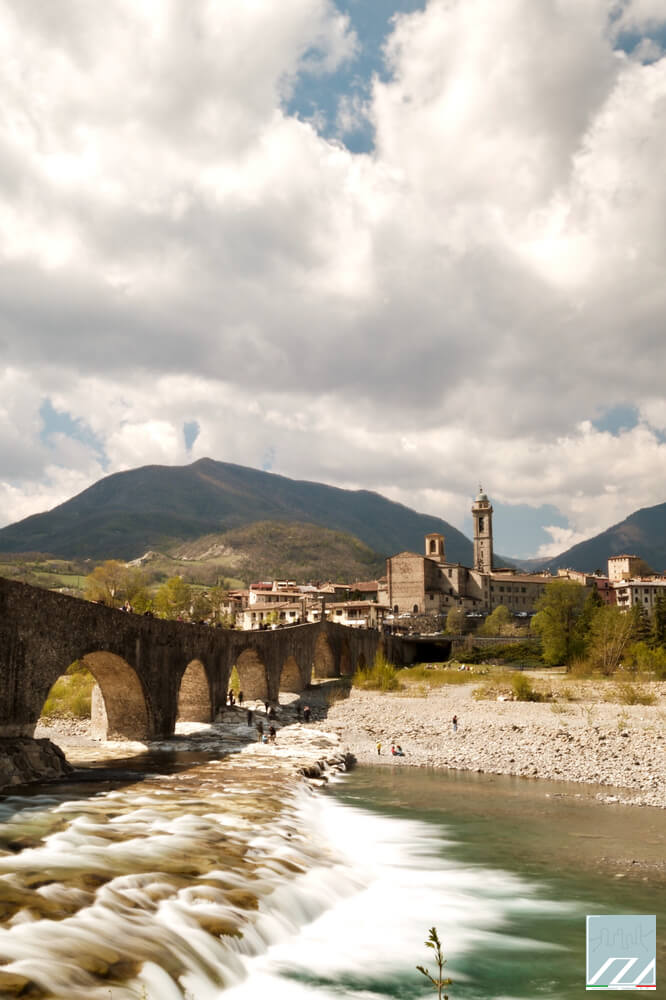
0, 577, 410, 741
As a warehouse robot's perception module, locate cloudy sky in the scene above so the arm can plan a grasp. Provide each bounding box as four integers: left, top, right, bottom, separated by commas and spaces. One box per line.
1, 0, 665, 559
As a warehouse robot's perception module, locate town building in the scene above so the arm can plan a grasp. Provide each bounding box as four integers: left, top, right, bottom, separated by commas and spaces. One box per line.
557, 569, 616, 605
608, 555, 644, 582
387, 489, 553, 616
612, 578, 666, 611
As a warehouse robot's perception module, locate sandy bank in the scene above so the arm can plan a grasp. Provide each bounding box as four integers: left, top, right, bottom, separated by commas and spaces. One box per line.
314, 682, 666, 809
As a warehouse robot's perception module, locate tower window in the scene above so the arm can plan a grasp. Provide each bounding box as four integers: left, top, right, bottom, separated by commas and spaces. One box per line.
430, 539, 437, 553
478, 517, 484, 532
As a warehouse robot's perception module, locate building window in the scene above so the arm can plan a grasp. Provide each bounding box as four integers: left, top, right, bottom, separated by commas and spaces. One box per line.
393, 605, 399, 614
479, 517, 484, 532
413, 604, 419, 613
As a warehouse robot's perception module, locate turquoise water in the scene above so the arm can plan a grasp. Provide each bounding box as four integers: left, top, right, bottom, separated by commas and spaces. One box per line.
321, 766, 665, 999
0, 757, 662, 998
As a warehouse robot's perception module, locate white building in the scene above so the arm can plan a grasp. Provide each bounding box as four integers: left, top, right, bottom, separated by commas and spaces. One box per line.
613, 578, 666, 611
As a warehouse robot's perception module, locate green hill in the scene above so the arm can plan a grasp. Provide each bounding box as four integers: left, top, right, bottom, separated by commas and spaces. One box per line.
0, 457, 475, 563
542, 501, 666, 574
148, 521, 385, 585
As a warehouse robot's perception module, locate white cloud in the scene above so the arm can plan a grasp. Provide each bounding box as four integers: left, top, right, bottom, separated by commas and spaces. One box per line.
0, 0, 665, 560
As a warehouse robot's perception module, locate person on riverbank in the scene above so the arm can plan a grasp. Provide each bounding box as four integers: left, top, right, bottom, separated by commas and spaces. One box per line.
256, 720, 264, 740
303, 705, 311, 723
247, 709, 253, 726
238, 690, 244, 705
452, 715, 458, 733
376, 741, 382, 755
269, 725, 276, 743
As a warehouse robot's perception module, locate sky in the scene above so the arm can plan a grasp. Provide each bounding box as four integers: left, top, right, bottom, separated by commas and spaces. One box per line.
1, 0, 666, 560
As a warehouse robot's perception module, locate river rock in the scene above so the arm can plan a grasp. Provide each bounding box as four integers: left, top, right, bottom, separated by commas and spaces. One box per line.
0, 738, 73, 791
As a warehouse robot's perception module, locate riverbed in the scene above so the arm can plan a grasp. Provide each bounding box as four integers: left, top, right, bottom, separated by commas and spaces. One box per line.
0, 741, 663, 998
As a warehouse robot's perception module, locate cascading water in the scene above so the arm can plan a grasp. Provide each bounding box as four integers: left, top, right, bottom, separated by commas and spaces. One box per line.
0, 749, 579, 1000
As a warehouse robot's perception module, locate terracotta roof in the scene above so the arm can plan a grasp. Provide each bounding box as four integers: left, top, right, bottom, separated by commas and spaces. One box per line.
490, 573, 551, 584
243, 602, 302, 613
328, 601, 389, 609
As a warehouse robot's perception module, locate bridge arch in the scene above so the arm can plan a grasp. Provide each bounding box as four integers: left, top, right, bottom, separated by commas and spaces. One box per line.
177, 659, 212, 723
340, 639, 352, 676
280, 655, 305, 693
235, 649, 269, 701
81, 652, 150, 740
313, 633, 337, 679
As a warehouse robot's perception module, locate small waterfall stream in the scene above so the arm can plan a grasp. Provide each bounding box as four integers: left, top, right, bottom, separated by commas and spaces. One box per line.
0, 745, 603, 1000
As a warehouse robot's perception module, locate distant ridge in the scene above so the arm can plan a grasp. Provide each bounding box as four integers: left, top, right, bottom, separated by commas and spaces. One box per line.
540, 500, 666, 574
0, 457, 477, 562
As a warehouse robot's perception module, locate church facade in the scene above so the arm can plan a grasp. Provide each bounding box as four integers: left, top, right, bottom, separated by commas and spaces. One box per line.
386, 490, 551, 616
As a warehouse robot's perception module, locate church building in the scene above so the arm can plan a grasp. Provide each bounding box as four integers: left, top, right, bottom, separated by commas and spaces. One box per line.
386, 489, 551, 616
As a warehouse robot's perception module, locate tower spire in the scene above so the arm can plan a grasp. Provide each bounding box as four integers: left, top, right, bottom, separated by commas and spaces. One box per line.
471, 488, 493, 573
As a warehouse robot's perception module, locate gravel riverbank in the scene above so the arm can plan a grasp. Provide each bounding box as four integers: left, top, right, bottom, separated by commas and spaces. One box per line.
314, 682, 666, 809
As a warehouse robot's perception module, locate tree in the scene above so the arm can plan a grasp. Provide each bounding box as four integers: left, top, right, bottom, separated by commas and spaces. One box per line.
531, 580, 587, 666
84, 560, 148, 608
652, 593, 666, 646
445, 606, 466, 634
154, 576, 192, 619
586, 605, 634, 675
190, 590, 212, 621
208, 586, 230, 622
629, 603, 651, 645
479, 604, 511, 636
574, 586, 604, 651
632, 557, 655, 577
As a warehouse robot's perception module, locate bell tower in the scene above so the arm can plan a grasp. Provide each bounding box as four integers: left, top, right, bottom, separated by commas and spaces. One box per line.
472, 488, 493, 573
425, 533, 445, 562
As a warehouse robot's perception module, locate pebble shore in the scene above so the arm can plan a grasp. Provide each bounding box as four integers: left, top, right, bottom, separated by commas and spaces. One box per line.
314, 683, 666, 809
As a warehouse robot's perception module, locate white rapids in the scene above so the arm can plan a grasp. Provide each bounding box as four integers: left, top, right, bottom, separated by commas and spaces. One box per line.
0, 759, 573, 999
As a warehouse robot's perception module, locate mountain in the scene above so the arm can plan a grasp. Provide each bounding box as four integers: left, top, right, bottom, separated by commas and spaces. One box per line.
540, 501, 666, 574
0, 457, 476, 563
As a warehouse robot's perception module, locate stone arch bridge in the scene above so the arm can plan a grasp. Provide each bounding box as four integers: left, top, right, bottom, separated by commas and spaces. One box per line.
0, 577, 407, 741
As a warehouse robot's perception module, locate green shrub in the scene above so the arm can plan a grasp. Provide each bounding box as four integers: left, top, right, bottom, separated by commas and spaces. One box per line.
624, 642, 666, 679
472, 668, 515, 700
462, 642, 542, 666
353, 650, 400, 691
41, 667, 95, 718
612, 681, 656, 706
512, 673, 543, 702
398, 664, 476, 686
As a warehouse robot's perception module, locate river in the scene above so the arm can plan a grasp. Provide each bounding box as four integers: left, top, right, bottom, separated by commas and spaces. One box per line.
0, 749, 663, 999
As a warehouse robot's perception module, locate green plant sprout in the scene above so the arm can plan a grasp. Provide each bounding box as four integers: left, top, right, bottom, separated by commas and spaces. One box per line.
416, 926, 452, 999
